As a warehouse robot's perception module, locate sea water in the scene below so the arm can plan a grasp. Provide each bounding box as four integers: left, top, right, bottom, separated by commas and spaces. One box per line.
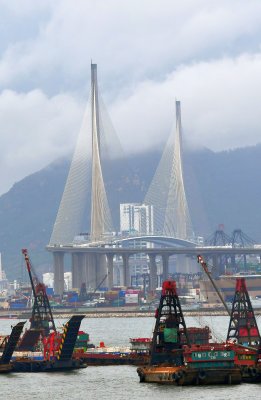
1, 316, 261, 400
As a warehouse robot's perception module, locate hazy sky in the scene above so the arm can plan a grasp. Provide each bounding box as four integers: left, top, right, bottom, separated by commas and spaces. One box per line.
1, 0, 261, 195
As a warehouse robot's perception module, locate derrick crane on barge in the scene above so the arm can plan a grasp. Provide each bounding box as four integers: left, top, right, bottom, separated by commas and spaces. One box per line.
227, 277, 260, 347
14, 249, 87, 371
226, 276, 261, 382
137, 280, 192, 384
150, 280, 190, 366
137, 280, 242, 385
13, 315, 87, 372
22, 248, 55, 334
197, 254, 261, 382
197, 254, 261, 348
18, 249, 56, 351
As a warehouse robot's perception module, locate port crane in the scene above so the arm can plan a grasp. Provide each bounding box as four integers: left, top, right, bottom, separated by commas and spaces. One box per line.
80, 273, 108, 302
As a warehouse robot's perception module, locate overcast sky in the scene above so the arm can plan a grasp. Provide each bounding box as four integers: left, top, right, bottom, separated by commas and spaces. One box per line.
1, 0, 261, 195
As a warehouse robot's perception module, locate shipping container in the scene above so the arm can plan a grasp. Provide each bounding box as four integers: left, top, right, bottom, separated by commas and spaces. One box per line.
68, 295, 79, 303
46, 287, 54, 296
9, 302, 27, 309
126, 289, 140, 294
125, 293, 139, 304
111, 299, 125, 306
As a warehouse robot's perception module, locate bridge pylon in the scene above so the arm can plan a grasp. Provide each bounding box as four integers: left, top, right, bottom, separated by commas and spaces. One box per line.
90, 63, 113, 241
49, 64, 115, 294
144, 100, 193, 240
49, 63, 113, 246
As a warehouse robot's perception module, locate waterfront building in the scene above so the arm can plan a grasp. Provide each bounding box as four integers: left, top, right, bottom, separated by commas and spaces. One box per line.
43, 272, 72, 291
43, 272, 54, 288
120, 203, 154, 235
0, 252, 8, 291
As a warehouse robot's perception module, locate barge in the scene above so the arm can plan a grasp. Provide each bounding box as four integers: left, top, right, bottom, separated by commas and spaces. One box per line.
74, 326, 211, 366
12, 315, 87, 372
137, 280, 242, 385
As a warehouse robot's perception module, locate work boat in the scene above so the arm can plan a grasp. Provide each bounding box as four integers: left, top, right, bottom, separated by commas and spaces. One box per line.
198, 255, 261, 383
137, 280, 242, 385
9, 249, 87, 372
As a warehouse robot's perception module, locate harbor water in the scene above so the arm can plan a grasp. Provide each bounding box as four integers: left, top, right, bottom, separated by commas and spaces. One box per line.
1, 315, 261, 399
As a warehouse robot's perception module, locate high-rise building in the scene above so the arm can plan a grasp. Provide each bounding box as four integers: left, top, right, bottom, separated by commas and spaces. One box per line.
43, 272, 72, 291
0, 252, 8, 291
120, 203, 154, 235
0, 252, 2, 281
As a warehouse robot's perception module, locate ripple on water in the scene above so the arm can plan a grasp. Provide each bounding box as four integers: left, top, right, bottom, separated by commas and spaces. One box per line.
0, 316, 261, 399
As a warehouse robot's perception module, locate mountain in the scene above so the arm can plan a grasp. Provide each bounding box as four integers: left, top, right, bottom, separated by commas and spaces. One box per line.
1, 144, 261, 280
184, 145, 261, 241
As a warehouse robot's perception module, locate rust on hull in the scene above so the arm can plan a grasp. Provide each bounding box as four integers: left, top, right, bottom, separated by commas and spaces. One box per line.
137, 365, 242, 385
0, 363, 13, 373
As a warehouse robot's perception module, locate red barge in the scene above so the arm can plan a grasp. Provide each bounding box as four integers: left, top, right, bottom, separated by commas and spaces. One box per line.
7, 249, 87, 372
138, 256, 261, 385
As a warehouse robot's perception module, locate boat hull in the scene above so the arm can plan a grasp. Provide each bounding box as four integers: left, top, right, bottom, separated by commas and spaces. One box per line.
137, 366, 242, 385
240, 365, 261, 383
0, 364, 13, 373
77, 352, 149, 366
12, 358, 87, 372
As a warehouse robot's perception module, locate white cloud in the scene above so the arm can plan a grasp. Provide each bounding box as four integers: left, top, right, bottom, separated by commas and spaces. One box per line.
0, 89, 84, 194
1, 0, 261, 93
111, 53, 261, 153
1, 0, 261, 194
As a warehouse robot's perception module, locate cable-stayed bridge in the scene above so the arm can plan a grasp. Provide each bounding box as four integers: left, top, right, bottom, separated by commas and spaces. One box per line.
50, 63, 192, 247
47, 63, 196, 294
47, 64, 257, 294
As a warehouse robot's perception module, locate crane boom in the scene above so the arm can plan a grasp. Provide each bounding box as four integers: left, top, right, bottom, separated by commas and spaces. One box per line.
94, 274, 108, 293
197, 255, 231, 316
22, 248, 56, 335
